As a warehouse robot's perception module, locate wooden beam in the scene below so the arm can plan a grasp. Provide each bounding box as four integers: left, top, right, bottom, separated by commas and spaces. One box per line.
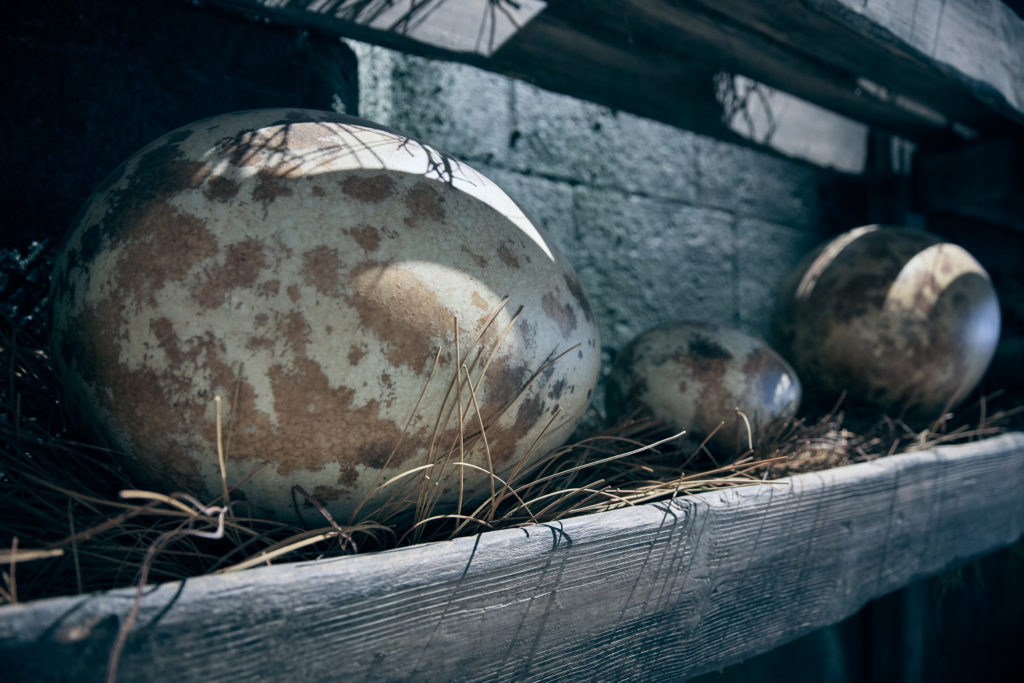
484, 12, 735, 142
205, 0, 546, 57
818, 0, 1024, 125
672, 0, 1024, 132
199, 0, 739, 144
3, 432, 1023, 681
199, 0, 1024, 142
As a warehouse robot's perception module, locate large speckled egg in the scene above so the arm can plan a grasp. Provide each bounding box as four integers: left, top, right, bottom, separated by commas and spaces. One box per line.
606, 322, 801, 456
50, 109, 601, 524
771, 225, 1000, 421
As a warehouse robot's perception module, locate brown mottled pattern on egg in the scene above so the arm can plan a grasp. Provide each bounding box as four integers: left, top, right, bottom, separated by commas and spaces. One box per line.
341, 174, 394, 203
771, 226, 999, 421
606, 322, 801, 457
403, 181, 445, 226
50, 109, 601, 524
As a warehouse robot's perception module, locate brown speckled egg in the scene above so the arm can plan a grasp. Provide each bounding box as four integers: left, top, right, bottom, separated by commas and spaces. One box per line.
771, 225, 1000, 421
50, 109, 601, 524
606, 322, 801, 456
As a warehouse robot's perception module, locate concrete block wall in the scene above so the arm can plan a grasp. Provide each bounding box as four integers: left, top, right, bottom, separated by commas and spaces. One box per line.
349, 42, 861, 383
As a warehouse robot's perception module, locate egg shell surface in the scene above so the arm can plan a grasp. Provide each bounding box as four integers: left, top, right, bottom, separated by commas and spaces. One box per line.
606, 322, 801, 456
50, 109, 601, 523
771, 225, 1000, 421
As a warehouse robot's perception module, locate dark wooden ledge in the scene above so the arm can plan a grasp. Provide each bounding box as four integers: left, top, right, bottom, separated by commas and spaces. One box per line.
3, 431, 1022, 681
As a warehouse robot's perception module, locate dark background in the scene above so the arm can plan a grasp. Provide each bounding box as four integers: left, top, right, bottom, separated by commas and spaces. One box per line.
1, 0, 357, 335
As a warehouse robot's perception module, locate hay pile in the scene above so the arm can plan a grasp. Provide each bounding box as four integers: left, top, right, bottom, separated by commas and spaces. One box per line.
1, 308, 1019, 607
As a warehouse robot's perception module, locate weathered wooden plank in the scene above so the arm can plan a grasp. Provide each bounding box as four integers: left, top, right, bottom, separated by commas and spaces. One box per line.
201, 0, 740, 144
2, 432, 1023, 681
681, 0, 1024, 131
206, 0, 546, 57
547, 0, 973, 138
200, 0, 1024, 140
483, 11, 734, 142
821, 0, 1024, 123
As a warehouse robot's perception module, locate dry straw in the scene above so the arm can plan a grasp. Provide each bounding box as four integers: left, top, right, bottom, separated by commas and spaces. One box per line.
1, 308, 1019, 611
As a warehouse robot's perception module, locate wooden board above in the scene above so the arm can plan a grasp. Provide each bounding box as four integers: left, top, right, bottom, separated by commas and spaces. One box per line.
3, 432, 1023, 681
200, 0, 1024, 143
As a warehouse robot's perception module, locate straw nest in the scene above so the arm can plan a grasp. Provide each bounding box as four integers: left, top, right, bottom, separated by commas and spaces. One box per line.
6, 297, 1024, 682
4, 305, 1019, 609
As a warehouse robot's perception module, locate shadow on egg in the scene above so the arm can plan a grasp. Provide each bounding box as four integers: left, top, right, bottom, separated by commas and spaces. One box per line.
772, 225, 1000, 423
50, 109, 602, 525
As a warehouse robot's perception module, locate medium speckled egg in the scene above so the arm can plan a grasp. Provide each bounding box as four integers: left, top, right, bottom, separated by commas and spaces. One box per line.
50, 109, 601, 524
771, 225, 1000, 421
606, 322, 801, 456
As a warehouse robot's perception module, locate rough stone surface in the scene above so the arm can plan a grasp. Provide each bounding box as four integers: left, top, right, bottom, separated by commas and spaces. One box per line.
346, 41, 840, 348
351, 42, 512, 165
570, 187, 737, 353
695, 140, 823, 229
737, 218, 824, 335
508, 81, 701, 204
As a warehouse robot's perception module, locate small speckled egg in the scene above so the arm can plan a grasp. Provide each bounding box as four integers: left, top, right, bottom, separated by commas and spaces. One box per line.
771, 225, 1000, 422
50, 109, 601, 524
606, 322, 802, 456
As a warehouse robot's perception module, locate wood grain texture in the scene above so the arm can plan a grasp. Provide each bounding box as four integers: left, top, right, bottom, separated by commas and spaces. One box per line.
202, 0, 1024, 140
205, 0, 547, 57
821, 0, 1024, 121
2, 432, 1023, 681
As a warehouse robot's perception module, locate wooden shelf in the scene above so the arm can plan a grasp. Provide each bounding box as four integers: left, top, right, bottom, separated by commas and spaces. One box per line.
3, 3, 1022, 679
3, 432, 1023, 681
203, 0, 1024, 142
